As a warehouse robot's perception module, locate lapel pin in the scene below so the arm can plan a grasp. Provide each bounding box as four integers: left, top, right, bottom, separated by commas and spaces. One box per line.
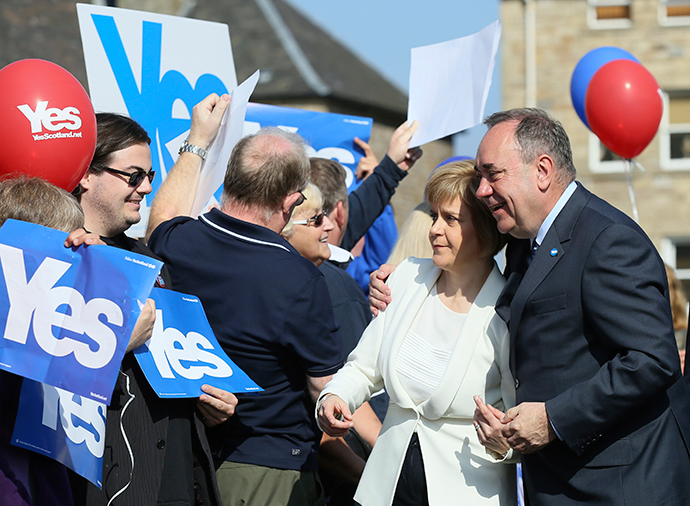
550, 248, 558, 257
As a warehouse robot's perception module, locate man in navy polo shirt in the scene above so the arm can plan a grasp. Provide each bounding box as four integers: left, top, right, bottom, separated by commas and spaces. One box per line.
146, 101, 342, 506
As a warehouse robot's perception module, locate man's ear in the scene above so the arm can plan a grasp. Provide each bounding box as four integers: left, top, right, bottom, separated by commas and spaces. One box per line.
334, 201, 346, 228
535, 154, 556, 192
282, 191, 302, 215
79, 171, 94, 192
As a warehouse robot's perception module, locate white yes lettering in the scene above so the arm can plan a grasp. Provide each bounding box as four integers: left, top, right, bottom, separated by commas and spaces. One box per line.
41, 383, 106, 457
0, 243, 122, 369
17, 101, 83, 133
146, 309, 233, 380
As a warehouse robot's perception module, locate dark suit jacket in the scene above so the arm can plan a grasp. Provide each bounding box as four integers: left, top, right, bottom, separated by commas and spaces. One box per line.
496, 184, 690, 505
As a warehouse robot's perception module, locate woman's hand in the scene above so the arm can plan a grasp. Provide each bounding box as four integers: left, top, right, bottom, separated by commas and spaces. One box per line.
317, 394, 354, 437
473, 395, 511, 457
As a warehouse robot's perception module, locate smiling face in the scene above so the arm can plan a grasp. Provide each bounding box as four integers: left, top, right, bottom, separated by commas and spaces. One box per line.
474, 121, 544, 239
429, 197, 485, 273
287, 205, 334, 266
79, 143, 153, 238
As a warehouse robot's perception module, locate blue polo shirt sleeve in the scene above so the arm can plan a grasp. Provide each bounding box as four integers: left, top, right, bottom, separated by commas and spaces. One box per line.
282, 274, 343, 377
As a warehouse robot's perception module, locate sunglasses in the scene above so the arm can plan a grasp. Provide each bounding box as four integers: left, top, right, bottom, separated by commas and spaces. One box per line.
102, 167, 156, 186
293, 209, 329, 227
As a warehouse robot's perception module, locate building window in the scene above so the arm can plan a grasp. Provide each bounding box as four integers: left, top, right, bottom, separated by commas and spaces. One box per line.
588, 133, 627, 173
660, 92, 690, 171
660, 0, 690, 25
588, 0, 633, 28
661, 238, 690, 298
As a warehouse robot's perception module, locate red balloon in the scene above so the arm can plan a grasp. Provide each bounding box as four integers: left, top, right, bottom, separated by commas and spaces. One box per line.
0, 59, 96, 191
584, 59, 662, 159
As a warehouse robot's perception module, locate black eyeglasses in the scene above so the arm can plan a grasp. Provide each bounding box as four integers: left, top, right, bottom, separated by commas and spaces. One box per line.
294, 209, 329, 227
102, 167, 156, 186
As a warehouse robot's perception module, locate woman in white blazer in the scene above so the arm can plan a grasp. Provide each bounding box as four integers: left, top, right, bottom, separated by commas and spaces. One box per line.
317, 160, 517, 506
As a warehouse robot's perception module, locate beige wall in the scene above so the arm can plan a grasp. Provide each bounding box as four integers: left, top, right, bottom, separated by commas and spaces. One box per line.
501, 0, 690, 250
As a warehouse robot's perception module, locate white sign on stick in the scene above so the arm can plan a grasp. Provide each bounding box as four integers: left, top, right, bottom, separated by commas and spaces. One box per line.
408, 21, 501, 148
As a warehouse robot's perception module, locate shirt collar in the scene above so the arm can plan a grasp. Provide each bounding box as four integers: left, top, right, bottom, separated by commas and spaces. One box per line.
327, 244, 354, 263
534, 180, 577, 246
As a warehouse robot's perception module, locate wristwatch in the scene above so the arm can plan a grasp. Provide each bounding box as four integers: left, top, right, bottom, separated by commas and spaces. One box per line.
179, 140, 208, 160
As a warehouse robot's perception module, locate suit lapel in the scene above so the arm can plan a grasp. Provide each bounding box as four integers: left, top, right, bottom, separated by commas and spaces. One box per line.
496, 238, 530, 324
508, 184, 591, 373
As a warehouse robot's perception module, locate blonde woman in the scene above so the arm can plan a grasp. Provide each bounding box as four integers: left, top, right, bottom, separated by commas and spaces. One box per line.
317, 161, 516, 506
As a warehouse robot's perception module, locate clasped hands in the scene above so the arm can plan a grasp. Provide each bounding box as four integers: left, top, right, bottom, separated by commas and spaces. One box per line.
473, 396, 556, 455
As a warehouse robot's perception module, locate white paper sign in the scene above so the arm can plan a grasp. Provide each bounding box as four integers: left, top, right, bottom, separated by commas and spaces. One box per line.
408, 21, 501, 148
76, 3, 238, 236
190, 70, 260, 216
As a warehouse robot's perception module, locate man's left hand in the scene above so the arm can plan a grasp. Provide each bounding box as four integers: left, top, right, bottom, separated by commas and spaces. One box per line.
197, 384, 238, 427
501, 402, 556, 454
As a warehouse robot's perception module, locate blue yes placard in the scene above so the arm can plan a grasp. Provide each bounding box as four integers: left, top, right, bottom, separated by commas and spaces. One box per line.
0, 219, 162, 403
13, 378, 106, 488
135, 288, 263, 397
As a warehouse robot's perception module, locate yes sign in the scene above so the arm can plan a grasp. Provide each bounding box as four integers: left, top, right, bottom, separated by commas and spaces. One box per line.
13, 379, 106, 488
135, 288, 262, 397
0, 220, 162, 403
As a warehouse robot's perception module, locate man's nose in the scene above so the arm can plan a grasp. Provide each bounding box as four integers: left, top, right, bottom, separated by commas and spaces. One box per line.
476, 177, 492, 198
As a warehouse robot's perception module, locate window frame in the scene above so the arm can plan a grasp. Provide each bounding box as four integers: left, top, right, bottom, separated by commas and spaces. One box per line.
659, 0, 690, 26
587, 0, 633, 29
588, 133, 627, 173
659, 91, 690, 171
661, 237, 690, 298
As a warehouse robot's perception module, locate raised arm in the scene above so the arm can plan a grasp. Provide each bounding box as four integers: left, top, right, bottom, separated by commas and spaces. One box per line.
342, 122, 423, 251
146, 93, 230, 240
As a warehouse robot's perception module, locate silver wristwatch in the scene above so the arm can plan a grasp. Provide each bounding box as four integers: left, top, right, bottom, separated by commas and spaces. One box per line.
179, 140, 208, 160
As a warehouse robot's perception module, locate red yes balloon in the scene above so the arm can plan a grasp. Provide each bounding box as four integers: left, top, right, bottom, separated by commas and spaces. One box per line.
0, 59, 97, 191
584, 59, 663, 160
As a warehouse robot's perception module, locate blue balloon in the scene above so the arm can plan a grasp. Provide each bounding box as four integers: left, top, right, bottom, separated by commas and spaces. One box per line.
570, 47, 639, 129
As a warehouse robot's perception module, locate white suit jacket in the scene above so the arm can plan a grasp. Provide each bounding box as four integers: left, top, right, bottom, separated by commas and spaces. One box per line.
319, 258, 517, 506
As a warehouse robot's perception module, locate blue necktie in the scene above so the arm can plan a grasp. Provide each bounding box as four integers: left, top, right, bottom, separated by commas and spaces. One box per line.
527, 240, 539, 266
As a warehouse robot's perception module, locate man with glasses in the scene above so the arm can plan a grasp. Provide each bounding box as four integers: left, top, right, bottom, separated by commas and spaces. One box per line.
146, 109, 342, 506
72, 100, 236, 506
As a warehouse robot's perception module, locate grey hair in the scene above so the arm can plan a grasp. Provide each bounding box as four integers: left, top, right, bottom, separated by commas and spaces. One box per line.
0, 176, 84, 232
484, 108, 576, 185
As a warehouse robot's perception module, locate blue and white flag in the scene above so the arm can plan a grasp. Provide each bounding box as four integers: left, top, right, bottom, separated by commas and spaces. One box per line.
13, 378, 106, 488
135, 288, 262, 397
0, 219, 162, 403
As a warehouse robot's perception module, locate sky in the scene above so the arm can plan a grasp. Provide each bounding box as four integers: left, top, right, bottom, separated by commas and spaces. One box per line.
282, 0, 502, 155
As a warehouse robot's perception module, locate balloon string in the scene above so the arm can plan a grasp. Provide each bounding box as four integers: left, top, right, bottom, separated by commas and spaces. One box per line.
624, 158, 639, 223
633, 159, 646, 174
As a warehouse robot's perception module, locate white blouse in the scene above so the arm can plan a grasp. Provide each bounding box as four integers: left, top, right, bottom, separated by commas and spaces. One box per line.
397, 284, 467, 405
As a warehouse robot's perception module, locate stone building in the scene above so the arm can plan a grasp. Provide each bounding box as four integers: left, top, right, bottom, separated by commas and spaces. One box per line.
501, 0, 690, 291
0, 0, 452, 228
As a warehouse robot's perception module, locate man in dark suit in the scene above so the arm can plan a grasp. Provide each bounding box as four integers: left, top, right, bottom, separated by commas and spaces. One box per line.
474, 108, 690, 505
